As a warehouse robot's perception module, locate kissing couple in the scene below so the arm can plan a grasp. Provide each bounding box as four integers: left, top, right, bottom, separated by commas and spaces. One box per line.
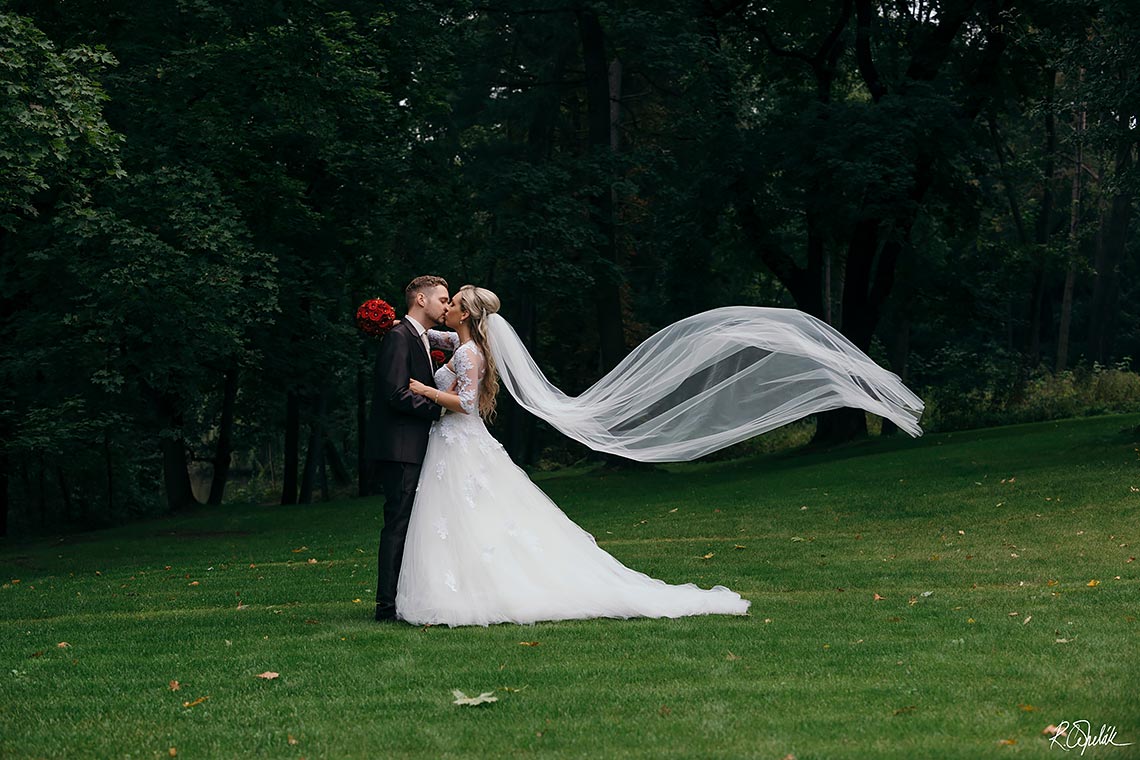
366, 275, 925, 627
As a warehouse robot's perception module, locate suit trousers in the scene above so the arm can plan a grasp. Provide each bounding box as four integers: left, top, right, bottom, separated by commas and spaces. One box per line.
375, 460, 422, 618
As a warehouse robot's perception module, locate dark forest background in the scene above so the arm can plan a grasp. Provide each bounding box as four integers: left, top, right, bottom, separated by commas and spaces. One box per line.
2, 0, 1138, 536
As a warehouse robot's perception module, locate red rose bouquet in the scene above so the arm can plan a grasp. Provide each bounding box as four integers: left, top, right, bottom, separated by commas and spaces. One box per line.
356, 298, 397, 338
430, 349, 446, 369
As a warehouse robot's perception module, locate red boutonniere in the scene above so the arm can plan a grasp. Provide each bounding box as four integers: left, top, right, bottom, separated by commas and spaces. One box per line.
430, 349, 446, 370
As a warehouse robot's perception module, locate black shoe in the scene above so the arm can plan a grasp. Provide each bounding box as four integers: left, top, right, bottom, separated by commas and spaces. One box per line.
375, 605, 397, 622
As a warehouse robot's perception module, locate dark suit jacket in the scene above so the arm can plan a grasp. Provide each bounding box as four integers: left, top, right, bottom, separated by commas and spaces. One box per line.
364, 320, 444, 464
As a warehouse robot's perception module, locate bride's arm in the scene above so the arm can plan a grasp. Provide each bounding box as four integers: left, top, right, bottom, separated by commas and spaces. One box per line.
426, 329, 459, 350
409, 346, 482, 416
409, 379, 467, 415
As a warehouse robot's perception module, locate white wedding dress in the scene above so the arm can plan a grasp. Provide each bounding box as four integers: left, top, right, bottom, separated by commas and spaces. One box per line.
395, 336, 751, 627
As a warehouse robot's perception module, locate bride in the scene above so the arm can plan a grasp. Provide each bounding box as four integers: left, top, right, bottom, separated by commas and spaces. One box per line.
396, 285, 923, 627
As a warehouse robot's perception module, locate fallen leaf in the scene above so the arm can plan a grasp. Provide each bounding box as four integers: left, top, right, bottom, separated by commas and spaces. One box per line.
997, 738, 1017, 746
1087, 579, 1100, 587
57, 642, 70, 648
169, 680, 181, 691
236, 602, 249, 610
291, 546, 308, 553
169, 748, 177, 757
182, 696, 209, 708
1047, 579, 1059, 586
726, 651, 741, 661
873, 593, 885, 601
287, 735, 298, 745
1019, 704, 1037, 711
188, 581, 199, 586
967, 618, 976, 624
1008, 611, 1019, 617
659, 705, 672, 717
893, 705, 917, 715
1023, 616, 1032, 625
255, 671, 279, 680
518, 641, 540, 647
668, 508, 678, 513
734, 545, 746, 550
1043, 724, 1068, 737
352, 598, 362, 603
499, 685, 527, 692
307, 558, 318, 564
452, 689, 497, 706
700, 552, 715, 560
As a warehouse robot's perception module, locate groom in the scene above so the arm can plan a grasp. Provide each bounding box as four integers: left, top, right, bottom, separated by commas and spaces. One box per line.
365, 275, 450, 621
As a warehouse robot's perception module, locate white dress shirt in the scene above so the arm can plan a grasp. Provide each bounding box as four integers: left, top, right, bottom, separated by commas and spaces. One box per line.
403, 314, 432, 362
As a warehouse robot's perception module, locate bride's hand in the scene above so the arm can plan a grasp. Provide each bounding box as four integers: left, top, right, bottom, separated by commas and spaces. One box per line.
409, 379, 431, 397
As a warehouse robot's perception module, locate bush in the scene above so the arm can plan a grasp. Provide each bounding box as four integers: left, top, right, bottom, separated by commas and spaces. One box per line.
920, 359, 1140, 432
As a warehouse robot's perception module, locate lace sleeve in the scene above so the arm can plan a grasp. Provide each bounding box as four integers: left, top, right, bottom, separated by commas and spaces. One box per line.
427, 329, 460, 351
453, 344, 484, 415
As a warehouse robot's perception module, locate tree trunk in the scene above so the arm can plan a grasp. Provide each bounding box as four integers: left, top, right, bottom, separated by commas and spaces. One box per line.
145, 384, 200, 513
323, 438, 351, 486
56, 466, 73, 523
207, 366, 238, 505
880, 317, 911, 437
160, 430, 199, 512
356, 343, 369, 496
298, 387, 326, 505
281, 389, 300, 505
1029, 69, 1059, 364
299, 390, 327, 505
1056, 102, 1085, 373
0, 449, 8, 538
577, 6, 626, 373
504, 294, 538, 466
104, 431, 114, 523
1087, 137, 1133, 363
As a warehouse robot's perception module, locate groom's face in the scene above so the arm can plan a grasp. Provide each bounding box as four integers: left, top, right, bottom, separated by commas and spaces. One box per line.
423, 285, 450, 326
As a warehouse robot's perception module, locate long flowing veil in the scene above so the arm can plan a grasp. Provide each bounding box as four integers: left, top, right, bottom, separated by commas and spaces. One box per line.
484, 306, 924, 462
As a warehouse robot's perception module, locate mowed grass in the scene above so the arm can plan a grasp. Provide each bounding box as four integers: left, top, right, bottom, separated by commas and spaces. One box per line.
2, 414, 1139, 759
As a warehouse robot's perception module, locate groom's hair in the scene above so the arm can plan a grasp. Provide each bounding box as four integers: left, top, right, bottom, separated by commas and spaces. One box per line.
405, 275, 448, 309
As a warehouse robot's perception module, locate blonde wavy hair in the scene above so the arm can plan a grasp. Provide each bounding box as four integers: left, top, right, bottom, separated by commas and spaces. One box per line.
456, 285, 501, 420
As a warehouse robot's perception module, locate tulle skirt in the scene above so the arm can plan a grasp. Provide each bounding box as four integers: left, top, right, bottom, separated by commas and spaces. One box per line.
395, 413, 751, 627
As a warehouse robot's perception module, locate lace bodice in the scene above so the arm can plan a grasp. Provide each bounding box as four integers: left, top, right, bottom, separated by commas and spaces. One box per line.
433, 341, 485, 416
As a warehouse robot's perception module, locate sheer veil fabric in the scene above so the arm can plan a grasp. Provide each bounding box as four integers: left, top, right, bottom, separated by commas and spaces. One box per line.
485, 306, 924, 461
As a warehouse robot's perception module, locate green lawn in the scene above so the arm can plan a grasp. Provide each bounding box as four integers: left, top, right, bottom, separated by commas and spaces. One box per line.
2, 414, 1139, 759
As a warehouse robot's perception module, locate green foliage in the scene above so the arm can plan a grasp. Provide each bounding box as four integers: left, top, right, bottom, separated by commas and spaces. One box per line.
2, 0, 1138, 532
921, 359, 1140, 432
0, 13, 123, 230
